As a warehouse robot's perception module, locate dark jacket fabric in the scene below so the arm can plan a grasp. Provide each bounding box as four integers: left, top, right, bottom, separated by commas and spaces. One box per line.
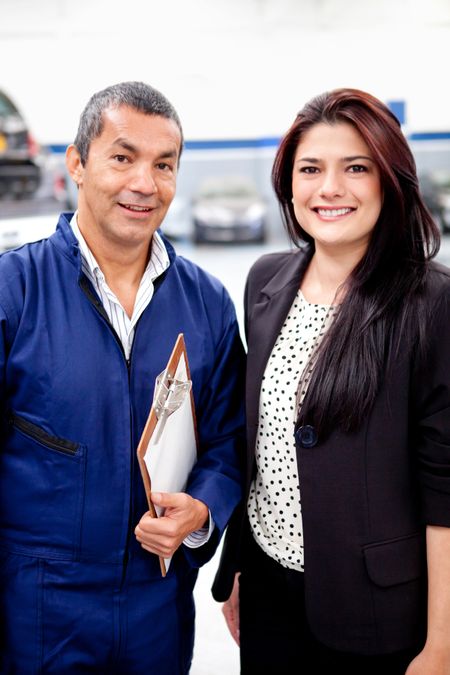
213, 245, 450, 655
0, 213, 245, 674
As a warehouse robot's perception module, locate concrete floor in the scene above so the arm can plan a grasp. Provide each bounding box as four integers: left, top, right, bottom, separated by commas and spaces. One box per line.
190, 543, 240, 675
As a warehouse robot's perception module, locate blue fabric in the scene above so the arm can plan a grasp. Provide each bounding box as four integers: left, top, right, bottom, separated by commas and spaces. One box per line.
0, 213, 245, 673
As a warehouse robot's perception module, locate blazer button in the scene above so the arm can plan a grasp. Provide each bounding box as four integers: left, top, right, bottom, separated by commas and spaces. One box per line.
295, 425, 318, 448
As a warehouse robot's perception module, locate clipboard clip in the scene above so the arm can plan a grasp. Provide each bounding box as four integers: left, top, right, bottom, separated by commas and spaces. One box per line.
152, 369, 192, 443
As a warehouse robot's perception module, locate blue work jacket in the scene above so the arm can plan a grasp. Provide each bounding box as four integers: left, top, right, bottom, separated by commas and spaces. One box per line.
0, 213, 245, 674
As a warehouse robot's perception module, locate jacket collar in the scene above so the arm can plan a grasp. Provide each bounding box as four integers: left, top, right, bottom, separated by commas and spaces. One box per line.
50, 213, 178, 271
257, 244, 313, 300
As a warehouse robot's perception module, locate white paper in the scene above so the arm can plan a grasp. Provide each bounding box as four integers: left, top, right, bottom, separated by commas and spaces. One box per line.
143, 353, 197, 571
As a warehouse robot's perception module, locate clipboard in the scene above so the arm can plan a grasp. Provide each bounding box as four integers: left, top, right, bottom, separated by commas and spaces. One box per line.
136, 333, 199, 576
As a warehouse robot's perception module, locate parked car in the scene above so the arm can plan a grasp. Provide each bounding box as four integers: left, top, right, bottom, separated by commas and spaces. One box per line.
0, 215, 56, 252
160, 196, 192, 241
192, 175, 267, 244
0, 89, 42, 198
419, 170, 450, 234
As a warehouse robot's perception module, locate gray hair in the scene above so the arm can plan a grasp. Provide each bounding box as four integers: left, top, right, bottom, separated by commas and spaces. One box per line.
73, 81, 183, 165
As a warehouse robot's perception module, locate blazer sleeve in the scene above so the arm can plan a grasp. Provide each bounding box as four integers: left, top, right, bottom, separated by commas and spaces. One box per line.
413, 274, 450, 525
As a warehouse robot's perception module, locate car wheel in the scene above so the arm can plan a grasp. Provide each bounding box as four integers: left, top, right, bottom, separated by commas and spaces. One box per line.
254, 226, 267, 244
193, 221, 204, 244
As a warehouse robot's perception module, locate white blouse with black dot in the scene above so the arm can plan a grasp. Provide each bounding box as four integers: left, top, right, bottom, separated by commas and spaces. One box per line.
247, 289, 336, 571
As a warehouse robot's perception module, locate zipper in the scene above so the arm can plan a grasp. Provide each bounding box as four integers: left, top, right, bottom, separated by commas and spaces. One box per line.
79, 275, 126, 360
9, 412, 79, 456
79, 272, 152, 572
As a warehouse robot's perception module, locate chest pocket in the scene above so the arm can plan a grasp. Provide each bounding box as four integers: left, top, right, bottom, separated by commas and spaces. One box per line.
0, 412, 87, 560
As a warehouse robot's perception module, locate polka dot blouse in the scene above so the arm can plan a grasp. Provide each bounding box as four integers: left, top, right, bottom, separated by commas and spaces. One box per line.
247, 288, 337, 571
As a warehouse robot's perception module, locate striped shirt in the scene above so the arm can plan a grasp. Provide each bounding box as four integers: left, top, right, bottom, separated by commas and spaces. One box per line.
71, 214, 169, 360
70, 213, 212, 548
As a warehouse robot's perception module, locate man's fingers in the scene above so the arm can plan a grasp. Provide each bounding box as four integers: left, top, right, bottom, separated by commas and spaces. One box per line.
150, 491, 187, 509
135, 513, 178, 536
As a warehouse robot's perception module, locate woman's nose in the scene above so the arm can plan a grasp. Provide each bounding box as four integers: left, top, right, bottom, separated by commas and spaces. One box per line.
318, 170, 344, 198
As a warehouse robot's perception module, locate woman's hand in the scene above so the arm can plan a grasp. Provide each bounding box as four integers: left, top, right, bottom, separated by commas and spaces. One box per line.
405, 646, 450, 674
222, 572, 241, 646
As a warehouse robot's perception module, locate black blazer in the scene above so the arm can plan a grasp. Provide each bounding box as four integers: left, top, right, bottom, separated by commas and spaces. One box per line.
213, 246, 450, 655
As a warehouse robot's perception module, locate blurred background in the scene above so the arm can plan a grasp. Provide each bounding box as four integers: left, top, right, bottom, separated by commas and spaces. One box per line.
1, 0, 450, 672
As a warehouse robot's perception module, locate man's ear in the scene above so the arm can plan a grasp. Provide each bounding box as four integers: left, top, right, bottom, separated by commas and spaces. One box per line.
65, 144, 84, 186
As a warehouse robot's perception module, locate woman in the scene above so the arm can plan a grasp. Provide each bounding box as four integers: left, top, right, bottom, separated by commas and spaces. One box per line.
212, 88, 450, 674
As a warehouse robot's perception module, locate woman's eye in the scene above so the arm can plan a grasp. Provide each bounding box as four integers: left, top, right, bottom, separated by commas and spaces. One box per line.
300, 166, 319, 174
348, 164, 367, 173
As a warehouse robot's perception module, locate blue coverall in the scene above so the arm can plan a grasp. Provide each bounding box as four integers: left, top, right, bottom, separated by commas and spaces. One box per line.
0, 213, 245, 673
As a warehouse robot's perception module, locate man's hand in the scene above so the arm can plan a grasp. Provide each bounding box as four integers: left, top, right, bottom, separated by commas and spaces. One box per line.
134, 492, 209, 558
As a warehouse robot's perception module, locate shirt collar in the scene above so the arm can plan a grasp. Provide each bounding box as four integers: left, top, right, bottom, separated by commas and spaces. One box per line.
69, 211, 170, 281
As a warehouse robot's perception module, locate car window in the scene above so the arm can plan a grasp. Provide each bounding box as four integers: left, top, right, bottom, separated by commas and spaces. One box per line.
0, 92, 18, 116
198, 180, 258, 200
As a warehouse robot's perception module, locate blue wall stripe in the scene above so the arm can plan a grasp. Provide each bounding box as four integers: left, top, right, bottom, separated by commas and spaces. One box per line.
409, 132, 450, 141
46, 132, 450, 154
184, 136, 281, 150
46, 137, 281, 153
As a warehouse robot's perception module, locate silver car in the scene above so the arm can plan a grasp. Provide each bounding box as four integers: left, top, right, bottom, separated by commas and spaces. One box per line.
192, 175, 267, 244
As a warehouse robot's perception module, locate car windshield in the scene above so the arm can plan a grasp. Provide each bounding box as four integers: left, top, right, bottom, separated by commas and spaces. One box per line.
432, 172, 450, 190
199, 180, 258, 200
0, 93, 18, 116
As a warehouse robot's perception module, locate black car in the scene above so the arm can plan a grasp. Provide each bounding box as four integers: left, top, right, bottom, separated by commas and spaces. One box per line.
0, 89, 42, 198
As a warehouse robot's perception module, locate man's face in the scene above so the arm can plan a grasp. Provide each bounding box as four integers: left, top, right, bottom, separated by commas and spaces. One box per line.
66, 105, 181, 252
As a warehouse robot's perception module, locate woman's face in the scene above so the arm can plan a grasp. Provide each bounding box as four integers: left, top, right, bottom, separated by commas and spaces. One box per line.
292, 121, 382, 256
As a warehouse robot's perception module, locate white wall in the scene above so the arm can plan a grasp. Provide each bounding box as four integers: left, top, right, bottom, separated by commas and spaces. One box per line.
1, 0, 450, 145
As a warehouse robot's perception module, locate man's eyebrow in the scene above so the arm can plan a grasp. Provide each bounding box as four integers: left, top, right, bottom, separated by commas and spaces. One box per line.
111, 138, 137, 153
158, 149, 178, 159
111, 138, 178, 159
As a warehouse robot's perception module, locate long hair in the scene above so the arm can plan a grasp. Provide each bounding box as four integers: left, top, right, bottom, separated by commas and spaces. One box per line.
272, 88, 441, 436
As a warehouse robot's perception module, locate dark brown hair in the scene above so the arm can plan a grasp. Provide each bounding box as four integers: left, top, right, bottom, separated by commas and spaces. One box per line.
272, 88, 441, 436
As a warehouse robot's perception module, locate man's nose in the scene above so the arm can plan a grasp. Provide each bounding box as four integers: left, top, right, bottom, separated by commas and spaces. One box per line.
128, 165, 157, 194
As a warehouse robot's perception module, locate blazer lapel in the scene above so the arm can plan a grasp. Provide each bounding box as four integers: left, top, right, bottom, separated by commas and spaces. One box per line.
245, 247, 312, 479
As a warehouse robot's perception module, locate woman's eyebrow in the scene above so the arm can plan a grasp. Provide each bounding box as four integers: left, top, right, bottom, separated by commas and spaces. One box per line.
296, 155, 374, 163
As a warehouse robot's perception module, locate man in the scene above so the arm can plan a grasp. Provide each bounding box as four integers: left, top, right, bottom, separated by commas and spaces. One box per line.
0, 81, 244, 673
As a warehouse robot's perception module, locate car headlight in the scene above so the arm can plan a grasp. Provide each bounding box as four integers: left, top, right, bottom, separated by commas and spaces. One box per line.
240, 203, 266, 223
439, 193, 450, 209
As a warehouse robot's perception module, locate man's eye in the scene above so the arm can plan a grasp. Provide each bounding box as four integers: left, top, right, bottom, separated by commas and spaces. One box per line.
114, 155, 129, 163
157, 162, 171, 171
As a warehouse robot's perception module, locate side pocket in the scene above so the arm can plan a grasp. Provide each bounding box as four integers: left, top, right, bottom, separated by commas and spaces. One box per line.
363, 532, 425, 588
0, 413, 86, 560
9, 412, 79, 456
